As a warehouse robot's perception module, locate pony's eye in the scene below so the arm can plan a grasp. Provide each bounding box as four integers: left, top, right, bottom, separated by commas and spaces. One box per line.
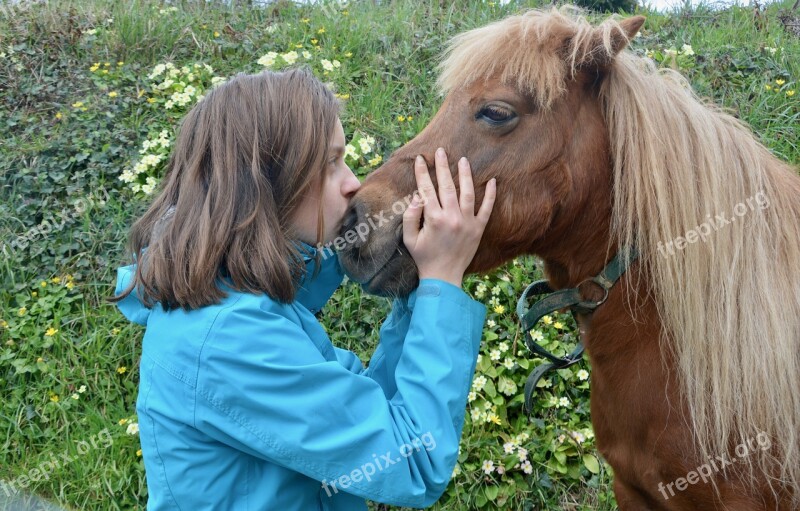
477, 105, 515, 124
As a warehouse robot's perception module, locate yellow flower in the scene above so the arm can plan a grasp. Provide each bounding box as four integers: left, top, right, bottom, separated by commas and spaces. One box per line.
334, 93, 349, 99
37, 357, 44, 363
65, 282, 74, 290
554, 321, 564, 330
787, 90, 796, 97
542, 315, 553, 325
108, 91, 118, 98
147, 98, 156, 103
112, 327, 121, 335
117, 366, 127, 374
51, 276, 61, 284
66, 274, 74, 281
117, 61, 124, 66
295, 43, 303, 48
118, 418, 128, 425
397, 115, 406, 122
72, 101, 84, 108
136, 449, 142, 457
104, 62, 111, 67
407, 115, 413, 121
493, 305, 505, 314
214, 31, 220, 37
301, 18, 310, 24
311, 39, 318, 45
342, 10, 349, 16
55, 112, 62, 120
317, 28, 325, 34
368, 155, 382, 166
90, 64, 99, 72
487, 413, 502, 425
775, 79, 785, 86
17, 307, 26, 316
765, 84, 773, 91
45, 327, 58, 337
31, 291, 37, 297
345, 52, 352, 58
40, 280, 47, 288
50, 394, 59, 403
102, 70, 108, 74
0, 320, 8, 328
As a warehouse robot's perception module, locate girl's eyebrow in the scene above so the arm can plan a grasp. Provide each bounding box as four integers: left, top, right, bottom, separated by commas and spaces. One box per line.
329, 145, 345, 155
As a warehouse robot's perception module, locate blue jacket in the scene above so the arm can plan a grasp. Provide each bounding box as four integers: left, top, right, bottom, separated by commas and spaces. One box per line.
114, 243, 486, 510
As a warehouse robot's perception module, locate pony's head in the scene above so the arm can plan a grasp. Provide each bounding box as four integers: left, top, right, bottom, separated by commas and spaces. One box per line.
338, 9, 643, 297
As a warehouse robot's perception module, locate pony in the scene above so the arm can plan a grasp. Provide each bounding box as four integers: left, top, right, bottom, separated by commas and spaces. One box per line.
337, 7, 800, 510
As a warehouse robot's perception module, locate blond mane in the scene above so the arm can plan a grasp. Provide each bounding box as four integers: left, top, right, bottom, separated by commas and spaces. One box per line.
441, 7, 800, 500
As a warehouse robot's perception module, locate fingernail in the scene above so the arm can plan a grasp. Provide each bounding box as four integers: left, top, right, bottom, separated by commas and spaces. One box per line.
416, 155, 424, 164
459, 157, 467, 167
436, 147, 445, 156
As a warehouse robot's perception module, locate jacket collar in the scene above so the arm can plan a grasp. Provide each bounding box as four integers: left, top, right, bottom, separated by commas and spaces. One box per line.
293, 241, 344, 314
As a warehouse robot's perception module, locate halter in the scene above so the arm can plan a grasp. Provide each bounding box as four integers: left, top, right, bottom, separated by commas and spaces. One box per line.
515, 246, 638, 412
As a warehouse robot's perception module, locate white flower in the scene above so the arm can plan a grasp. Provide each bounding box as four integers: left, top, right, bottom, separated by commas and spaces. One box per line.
332, 59, 341, 68
531, 330, 544, 342
490, 350, 501, 361
358, 138, 372, 154
558, 397, 570, 407
451, 464, 461, 477
521, 460, 533, 474
149, 64, 167, 80
502, 358, 515, 370
470, 408, 483, 421
486, 319, 496, 328
302, 50, 312, 59
491, 285, 500, 296
481, 460, 495, 474
282, 51, 298, 65
71, 393, 79, 400
321, 59, 334, 72
571, 431, 586, 444
467, 391, 476, 402
126, 422, 140, 435
498, 341, 509, 353
577, 369, 589, 381
557, 434, 566, 443
78, 385, 87, 394
515, 432, 529, 443
84, 29, 97, 36
258, 51, 279, 68
345, 144, 358, 160
765, 46, 777, 55
472, 375, 487, 391
164, 100, 175, 110
119, 170, 136, 183
211, 76, 226, 87
517, 448, 528, 461
681, 44, 694, 56
503, 442, 516, 454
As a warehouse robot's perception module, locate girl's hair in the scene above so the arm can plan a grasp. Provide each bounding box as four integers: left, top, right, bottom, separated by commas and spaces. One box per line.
110, 68, 339, 310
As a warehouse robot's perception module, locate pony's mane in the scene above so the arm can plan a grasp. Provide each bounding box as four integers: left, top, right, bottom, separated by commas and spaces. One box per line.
442, 7, 800, 500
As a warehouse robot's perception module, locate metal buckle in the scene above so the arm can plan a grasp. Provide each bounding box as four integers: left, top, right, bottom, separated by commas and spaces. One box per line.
576, 277, 609, 310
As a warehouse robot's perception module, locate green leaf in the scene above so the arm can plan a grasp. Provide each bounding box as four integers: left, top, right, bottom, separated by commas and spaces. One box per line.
583, 454, 600, 474
485, 485, 499, 501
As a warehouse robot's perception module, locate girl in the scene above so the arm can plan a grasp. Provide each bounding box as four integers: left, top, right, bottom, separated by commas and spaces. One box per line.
112, 68, 496, 510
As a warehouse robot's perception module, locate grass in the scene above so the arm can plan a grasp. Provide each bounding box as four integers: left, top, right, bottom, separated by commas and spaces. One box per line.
0, 0, 798, 509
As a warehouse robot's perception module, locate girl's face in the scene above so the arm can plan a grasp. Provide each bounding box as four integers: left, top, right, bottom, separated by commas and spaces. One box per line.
291, 118, 361, 245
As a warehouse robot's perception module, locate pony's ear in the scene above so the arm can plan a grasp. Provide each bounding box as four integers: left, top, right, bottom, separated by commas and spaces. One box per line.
609, 16, 645, 56
569, 15, 645, 71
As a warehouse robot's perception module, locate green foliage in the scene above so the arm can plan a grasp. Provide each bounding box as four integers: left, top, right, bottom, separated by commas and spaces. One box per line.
574, 0, 638, 14
0, 0, 798, 509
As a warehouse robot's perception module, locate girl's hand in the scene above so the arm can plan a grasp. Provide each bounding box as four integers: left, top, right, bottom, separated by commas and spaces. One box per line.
402, 147, 496, 288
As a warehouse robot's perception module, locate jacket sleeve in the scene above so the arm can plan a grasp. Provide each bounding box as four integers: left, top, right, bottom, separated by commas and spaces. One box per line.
193, 279, 485, 508
332, 297, 412, 398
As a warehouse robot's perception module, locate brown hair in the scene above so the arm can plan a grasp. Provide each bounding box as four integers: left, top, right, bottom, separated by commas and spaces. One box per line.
110, 68, 339, 310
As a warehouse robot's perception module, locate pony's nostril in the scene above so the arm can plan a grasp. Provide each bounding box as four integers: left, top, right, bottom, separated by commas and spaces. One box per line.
341, 204, 359, 235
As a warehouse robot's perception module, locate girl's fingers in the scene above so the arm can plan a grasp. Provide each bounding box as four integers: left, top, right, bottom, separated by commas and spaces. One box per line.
433, 148, 458, 210
458, 157, 475, 216
402, 192, 423, 248
476, 178, 497, 226
414, 155, 441, 212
